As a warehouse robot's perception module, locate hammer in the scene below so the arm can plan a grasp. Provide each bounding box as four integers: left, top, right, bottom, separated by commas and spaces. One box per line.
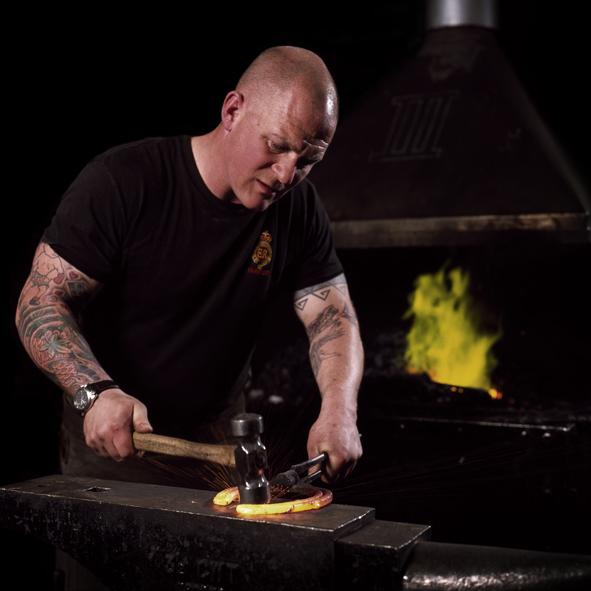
132, 412, 270, 504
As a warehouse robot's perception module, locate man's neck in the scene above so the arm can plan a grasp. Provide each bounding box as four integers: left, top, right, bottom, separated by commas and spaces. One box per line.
190, 130, 234, 202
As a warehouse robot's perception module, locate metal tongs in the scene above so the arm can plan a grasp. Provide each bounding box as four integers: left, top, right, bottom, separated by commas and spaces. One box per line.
269, 452, 328, 492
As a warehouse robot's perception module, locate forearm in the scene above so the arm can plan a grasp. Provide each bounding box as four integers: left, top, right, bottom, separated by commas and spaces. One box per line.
294, 275, 364, 480
15, 296, 112, 397
307, 307, 364, 418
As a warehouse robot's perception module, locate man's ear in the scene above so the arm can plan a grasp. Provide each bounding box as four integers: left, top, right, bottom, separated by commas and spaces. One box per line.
221, 91, 244, 132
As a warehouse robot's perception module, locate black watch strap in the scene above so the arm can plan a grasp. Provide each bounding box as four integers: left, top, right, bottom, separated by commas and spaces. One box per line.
88, 380, 119, 394
69, 379, 120, 414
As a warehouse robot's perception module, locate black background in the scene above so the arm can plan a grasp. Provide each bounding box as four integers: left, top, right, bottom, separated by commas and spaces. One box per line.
6, 1, 590, 586
10, 1, 589, 273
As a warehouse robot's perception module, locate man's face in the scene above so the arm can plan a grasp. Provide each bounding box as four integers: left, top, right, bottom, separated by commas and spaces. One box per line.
224, 89, 335, 212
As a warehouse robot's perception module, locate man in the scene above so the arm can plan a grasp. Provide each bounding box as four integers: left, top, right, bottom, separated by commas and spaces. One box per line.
15, 46, 364, 489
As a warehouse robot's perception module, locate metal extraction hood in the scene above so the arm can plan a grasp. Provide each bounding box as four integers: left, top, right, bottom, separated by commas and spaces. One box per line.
311, 0, 590, 247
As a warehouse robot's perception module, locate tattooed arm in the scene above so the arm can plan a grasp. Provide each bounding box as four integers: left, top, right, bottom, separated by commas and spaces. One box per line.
294, 272, 364, 483
15, 241, 153, 461
16, 241, 108, 392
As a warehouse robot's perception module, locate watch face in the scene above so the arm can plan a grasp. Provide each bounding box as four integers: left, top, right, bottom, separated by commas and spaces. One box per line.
74, 386, 93, 411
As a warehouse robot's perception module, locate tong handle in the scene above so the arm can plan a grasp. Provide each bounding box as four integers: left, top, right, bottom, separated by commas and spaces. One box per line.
302, 469, 323, 484
290, 451, 328, 474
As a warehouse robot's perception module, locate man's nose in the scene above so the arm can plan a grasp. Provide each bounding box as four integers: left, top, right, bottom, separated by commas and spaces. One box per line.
271, 158, 297, 186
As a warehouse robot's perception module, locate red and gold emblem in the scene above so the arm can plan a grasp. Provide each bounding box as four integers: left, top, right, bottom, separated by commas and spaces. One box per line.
251, 230, 273, 270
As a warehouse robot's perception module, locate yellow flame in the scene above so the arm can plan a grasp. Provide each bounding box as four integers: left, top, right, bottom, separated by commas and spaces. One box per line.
404, 266, 502, 395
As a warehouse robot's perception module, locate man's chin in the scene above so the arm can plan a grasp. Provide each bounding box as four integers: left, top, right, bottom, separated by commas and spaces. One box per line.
237, 195, 273, 212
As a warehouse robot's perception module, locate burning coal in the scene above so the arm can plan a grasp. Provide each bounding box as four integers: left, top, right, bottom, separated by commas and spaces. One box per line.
403, 266, 502, 397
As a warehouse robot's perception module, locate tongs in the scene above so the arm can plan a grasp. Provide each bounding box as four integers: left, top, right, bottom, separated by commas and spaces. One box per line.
269, 452, 328, 490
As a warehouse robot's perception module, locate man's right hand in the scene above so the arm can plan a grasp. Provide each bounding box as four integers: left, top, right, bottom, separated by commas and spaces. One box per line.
82, 388, 153, 461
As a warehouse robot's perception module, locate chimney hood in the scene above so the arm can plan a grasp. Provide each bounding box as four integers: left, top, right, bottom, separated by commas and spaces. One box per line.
310, 0, 590, 247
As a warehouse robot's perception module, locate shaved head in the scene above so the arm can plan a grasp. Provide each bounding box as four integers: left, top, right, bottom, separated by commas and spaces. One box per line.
236, 46, 339, 128
192, 46, 339, 212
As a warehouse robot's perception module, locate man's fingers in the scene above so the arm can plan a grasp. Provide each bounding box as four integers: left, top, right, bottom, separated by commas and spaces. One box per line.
92, 446, 105, 457
112, 429, 135, 460
132, 403, 153, 433
82, 392, 151, 461
101, 436, 124, 462
91, 443, 109, 458
86, 431, 132, 462
84, 431, 107, 458
324, 456, 358, 484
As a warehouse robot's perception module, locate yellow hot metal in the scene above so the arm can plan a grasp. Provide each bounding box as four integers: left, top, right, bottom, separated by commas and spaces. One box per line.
212, 485, 332, 515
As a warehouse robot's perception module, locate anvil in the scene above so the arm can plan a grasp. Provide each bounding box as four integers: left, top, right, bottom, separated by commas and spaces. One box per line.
2, 475, 590, 590
0, 474, 427, 590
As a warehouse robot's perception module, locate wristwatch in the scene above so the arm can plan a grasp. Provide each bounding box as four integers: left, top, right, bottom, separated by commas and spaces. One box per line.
71, 380, 119, 415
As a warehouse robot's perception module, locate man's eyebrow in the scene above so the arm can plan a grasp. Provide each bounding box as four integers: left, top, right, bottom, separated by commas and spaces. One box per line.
269, 133, 327, 153
269, 134, 298, 151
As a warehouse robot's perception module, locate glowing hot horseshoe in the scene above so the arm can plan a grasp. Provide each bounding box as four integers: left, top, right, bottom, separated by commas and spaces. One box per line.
212, 485, 333, 515
237, 487, 332, 515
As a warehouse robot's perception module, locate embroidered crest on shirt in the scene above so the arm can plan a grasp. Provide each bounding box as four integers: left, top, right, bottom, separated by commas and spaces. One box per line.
248, 230, 273, 276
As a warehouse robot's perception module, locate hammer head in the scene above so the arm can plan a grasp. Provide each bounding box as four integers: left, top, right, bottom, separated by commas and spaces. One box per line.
231, 413, 271, 504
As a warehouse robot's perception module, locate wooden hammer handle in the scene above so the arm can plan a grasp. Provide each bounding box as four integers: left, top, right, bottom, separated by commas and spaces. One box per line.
132, 432, 236, 467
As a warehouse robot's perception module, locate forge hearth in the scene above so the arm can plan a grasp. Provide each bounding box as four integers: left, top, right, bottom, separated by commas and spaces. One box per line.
247, 240, 591, 554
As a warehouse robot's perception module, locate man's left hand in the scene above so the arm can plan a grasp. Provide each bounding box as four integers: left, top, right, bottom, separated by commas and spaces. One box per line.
306, 407, 363, 484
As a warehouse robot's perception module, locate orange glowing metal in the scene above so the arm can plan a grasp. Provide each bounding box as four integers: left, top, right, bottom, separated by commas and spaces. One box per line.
212, 485, 333, 515
488, 388, 503, 400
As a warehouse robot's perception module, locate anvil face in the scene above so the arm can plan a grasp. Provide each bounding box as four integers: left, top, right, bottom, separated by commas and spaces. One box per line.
1, 475, 387, 590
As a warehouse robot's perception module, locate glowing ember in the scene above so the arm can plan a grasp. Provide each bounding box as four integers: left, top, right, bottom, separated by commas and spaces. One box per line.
404, 266, 502, 398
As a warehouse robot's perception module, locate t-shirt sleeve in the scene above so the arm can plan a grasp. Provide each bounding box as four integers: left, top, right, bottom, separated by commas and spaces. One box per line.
288, 182, 344, 292
41, 159, 127, 282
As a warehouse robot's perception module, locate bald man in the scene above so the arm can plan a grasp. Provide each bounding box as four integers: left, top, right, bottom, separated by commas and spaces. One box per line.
16, 46, 364, 491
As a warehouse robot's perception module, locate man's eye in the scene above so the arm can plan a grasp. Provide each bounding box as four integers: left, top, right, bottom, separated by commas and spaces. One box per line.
267, 142, 284, 153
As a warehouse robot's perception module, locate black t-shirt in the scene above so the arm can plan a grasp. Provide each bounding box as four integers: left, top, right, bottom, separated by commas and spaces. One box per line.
42, 135, 343, 436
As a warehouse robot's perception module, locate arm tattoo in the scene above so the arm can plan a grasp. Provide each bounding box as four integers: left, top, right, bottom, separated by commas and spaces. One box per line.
294, 273, 349, 312
19, 244, 95, 311
297, 275, 360, 378
15, 243, 107, 392
308, 306, 346, 377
